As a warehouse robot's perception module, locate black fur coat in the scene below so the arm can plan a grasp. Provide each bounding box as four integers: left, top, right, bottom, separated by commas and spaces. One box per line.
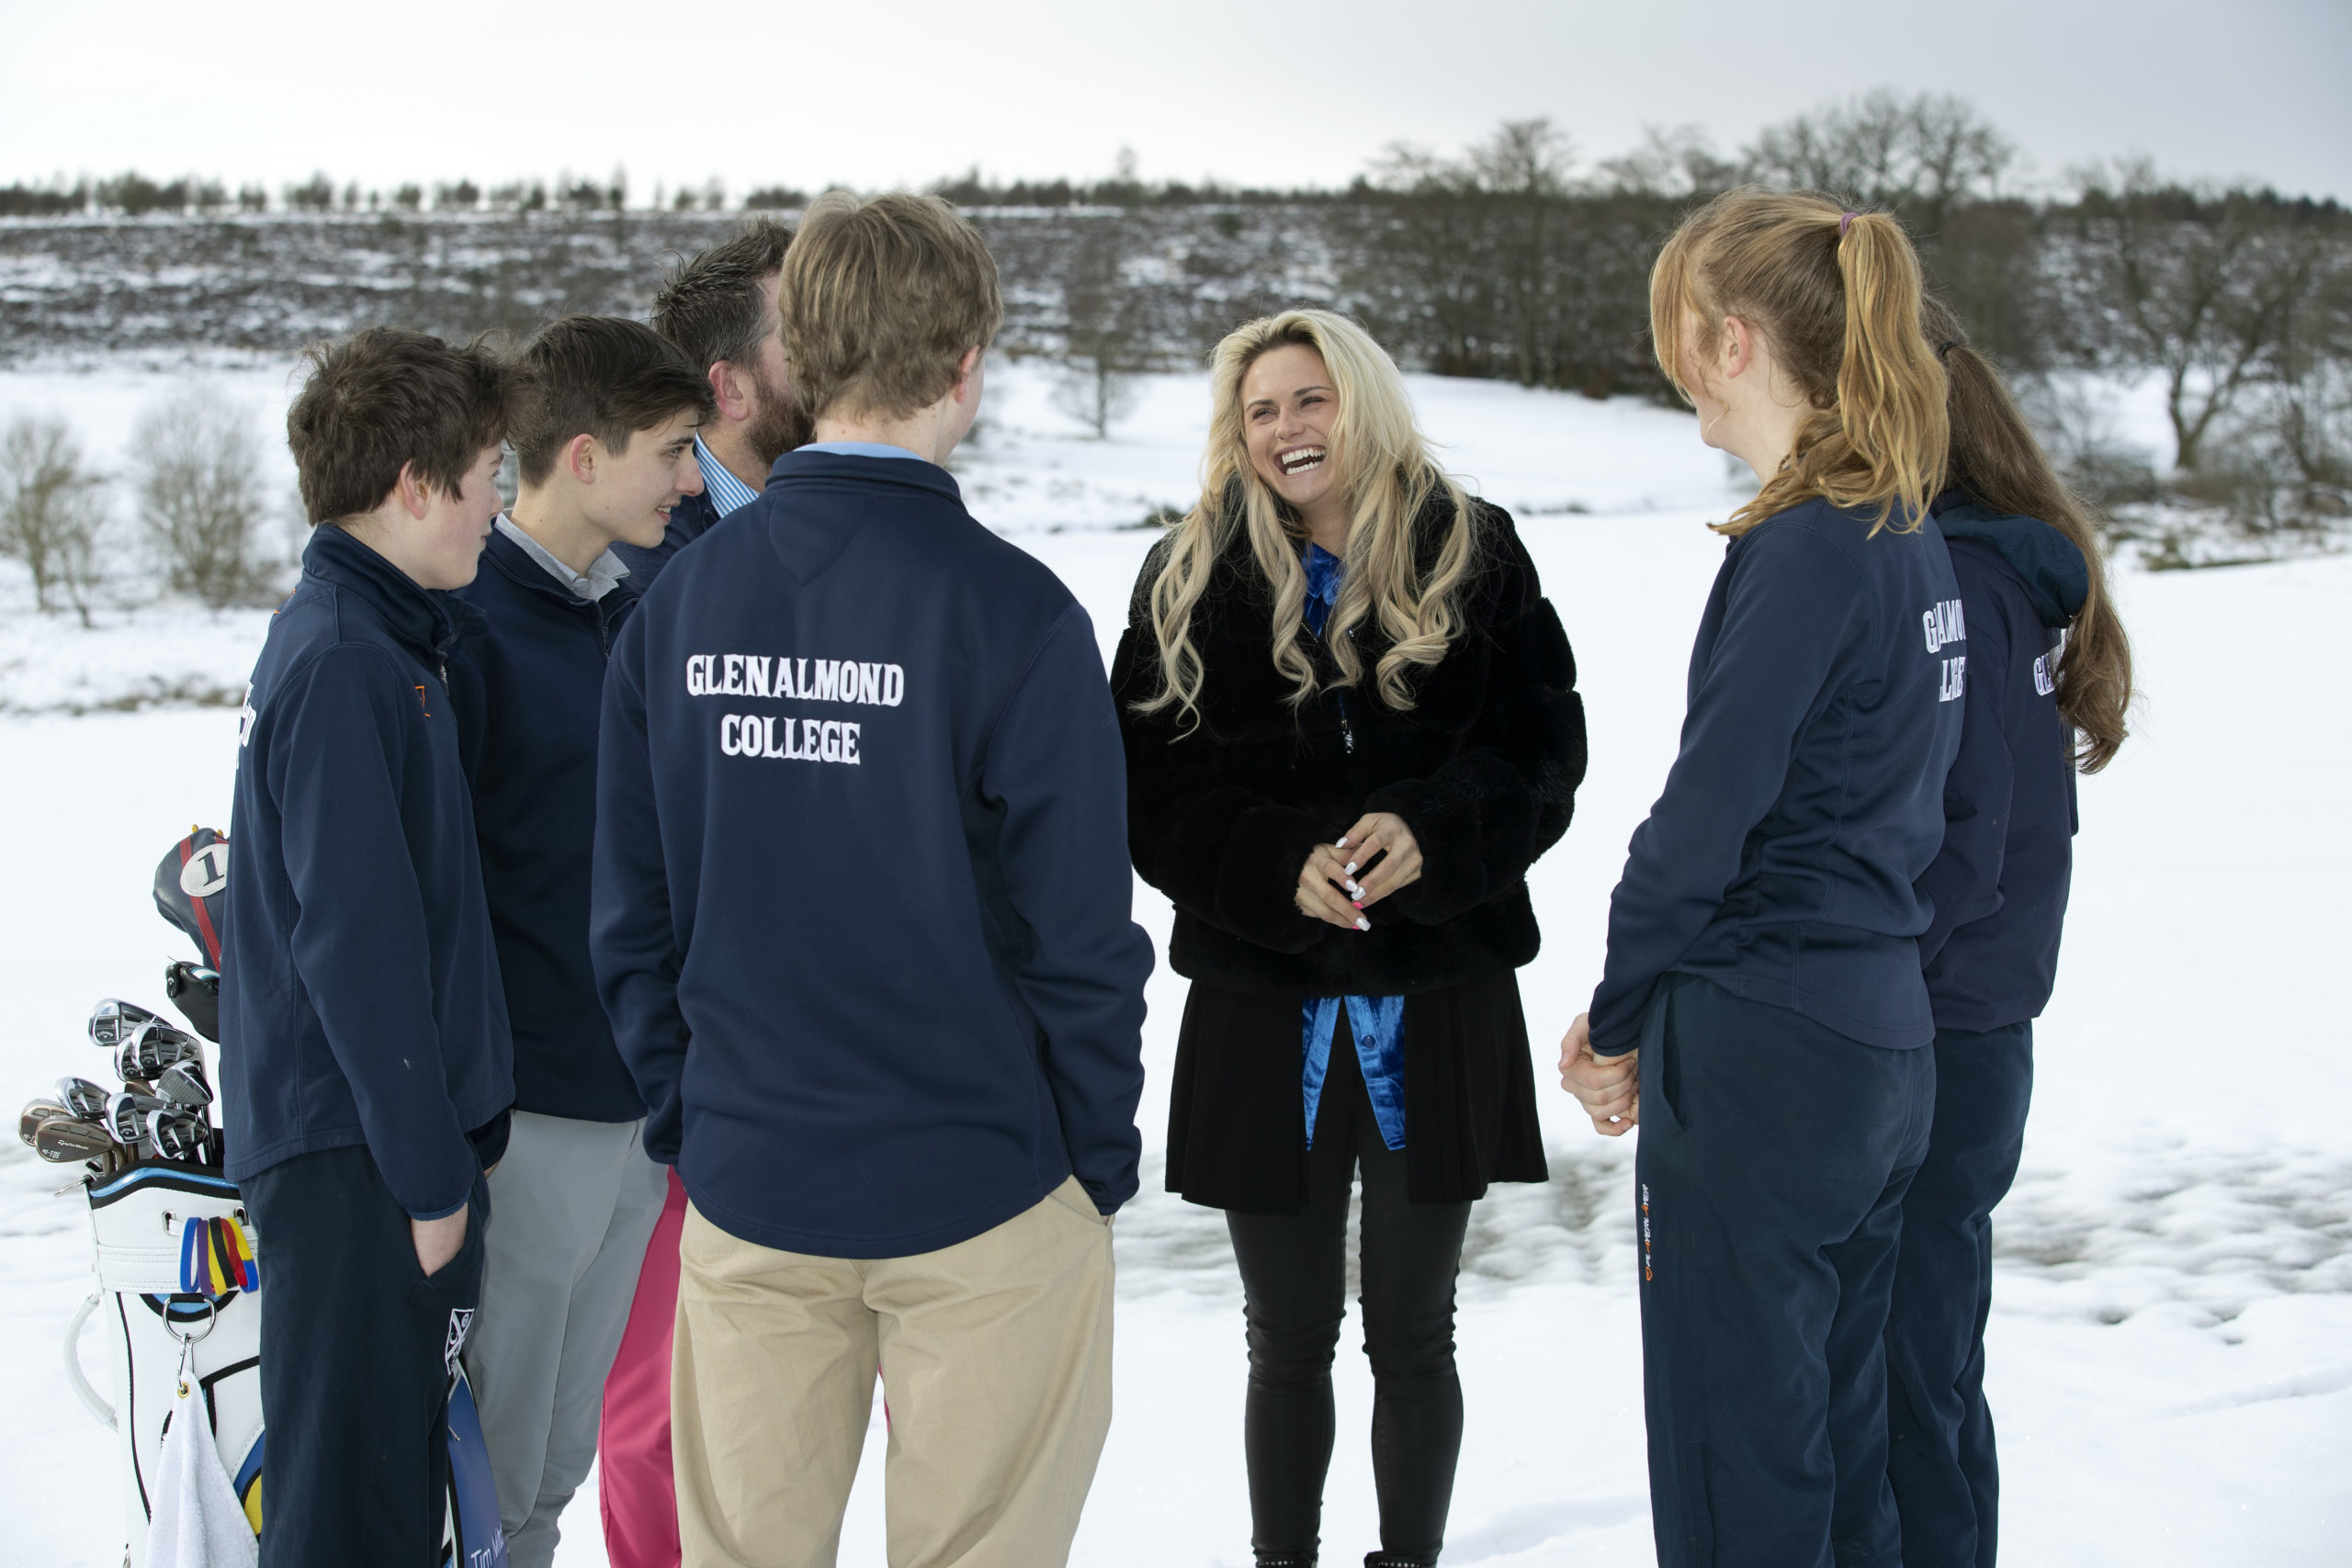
1110, 493, 1588, 998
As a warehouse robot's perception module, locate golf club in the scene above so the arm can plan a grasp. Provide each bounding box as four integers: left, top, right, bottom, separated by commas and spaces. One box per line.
56, 1077, 111, 1121
87, 998, 160, 1050
115, 1021, 201, 1082
105, 1091, 169, 1149
153, 1060, 212, 1110
32, 1113, 119, 1166
19, 1099, 73, 1147
146, 1108, 209, 1163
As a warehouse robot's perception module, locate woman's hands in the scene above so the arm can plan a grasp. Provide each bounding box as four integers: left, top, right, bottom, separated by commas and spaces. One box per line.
1339, 813, 1421, 908
1558, 1011, 1639, 1135
1293, 811, 1425, 931
1295, 842, 1365, 930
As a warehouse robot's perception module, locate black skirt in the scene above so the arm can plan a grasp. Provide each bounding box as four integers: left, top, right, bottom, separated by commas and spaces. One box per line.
1165, 971, 1549, 1213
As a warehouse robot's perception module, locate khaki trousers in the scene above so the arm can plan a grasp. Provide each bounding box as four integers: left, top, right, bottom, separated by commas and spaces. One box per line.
672, 1177, 1116, 1568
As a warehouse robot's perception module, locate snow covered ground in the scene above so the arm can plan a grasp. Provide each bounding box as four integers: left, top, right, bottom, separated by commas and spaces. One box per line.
1, 359, 2346, 1565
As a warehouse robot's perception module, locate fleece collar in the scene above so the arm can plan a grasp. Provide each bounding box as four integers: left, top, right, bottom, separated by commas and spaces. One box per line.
301, 525, 473, 664
764, 447, 963, 506
1931, 491, 2089, 627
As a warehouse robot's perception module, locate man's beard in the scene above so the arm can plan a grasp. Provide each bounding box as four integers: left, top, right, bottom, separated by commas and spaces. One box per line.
743, 365, 815, 468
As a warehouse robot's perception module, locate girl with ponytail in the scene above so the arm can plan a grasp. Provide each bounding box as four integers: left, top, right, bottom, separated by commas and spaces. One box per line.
1555, 190, 1966, 1568
1883, 296, 2132, 1567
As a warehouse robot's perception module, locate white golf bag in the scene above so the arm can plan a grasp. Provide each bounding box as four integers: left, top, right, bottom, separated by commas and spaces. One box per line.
65, 1155, 265, 1566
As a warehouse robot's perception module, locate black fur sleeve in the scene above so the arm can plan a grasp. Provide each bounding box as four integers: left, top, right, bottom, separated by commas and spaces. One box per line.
1111, 544, 1328, 954
1366, 509, 1589, 926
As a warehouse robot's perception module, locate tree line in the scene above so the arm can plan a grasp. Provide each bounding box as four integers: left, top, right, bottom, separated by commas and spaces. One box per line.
6, 90, 2347, 563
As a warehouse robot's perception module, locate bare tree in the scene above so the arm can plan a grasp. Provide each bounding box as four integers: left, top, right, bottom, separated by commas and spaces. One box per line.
1595, 125, 1738, 199
0, 416, 112, 626
1743, 90, 2016, 234
2064, 161, 2336, 471
134, 389, 280, 608
1054, 217, 1152, 438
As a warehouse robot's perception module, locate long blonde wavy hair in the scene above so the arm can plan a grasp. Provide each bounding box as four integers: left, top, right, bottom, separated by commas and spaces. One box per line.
1136, 310, 1480, 727
1650, 188, 1950, 539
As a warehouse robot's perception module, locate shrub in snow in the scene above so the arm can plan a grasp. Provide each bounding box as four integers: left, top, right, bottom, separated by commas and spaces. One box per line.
132, 390, 282, 610
0, 415, 112, 627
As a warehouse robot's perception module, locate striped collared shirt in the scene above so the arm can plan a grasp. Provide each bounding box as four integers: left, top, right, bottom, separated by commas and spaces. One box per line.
695, 435, 762, 518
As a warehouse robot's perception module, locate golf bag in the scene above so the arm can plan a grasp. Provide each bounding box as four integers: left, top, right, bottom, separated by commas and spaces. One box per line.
65, 1155, 266, 1565
51, 828, 510, 1567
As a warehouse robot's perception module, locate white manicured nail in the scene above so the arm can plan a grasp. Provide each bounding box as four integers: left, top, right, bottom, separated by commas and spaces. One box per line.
1335, 837, 1351, 850
1354, 916, 1371, 932
1343, 862, 1359, 876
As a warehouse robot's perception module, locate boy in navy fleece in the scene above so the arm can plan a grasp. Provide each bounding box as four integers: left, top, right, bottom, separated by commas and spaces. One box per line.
445, 316, 712, 1568
593, 190, 1152, 1566
221, 327, 513, 1566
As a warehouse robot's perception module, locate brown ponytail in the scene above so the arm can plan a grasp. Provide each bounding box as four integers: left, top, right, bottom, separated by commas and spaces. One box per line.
1921, 296, 2134, 772
1650, 190, 1949, 538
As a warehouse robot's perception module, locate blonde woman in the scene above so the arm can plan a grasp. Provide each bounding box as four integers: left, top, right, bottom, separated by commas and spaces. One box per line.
1111, 310, 1586, 1568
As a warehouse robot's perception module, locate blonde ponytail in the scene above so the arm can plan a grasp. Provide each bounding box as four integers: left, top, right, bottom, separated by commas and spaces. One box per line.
1651, 190, 1949, 537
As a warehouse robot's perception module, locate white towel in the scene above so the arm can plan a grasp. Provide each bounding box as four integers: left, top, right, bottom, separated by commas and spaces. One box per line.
147, 1373, 258, 1568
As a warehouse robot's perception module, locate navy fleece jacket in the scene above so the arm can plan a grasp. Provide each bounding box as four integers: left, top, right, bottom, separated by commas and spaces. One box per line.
447, 526, 644, 1122
1918, 493, 2088, 1032
592, 449, 1154, 1258
1589, 498, 1964, 1055
220, 526, 514, 1219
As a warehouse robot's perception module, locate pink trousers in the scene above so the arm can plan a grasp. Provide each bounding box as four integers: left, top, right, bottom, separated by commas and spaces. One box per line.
599, 1167, 688, 1568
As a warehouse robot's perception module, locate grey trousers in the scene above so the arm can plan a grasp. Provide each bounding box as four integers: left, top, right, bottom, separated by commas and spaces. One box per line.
467, 1110, 671, 1568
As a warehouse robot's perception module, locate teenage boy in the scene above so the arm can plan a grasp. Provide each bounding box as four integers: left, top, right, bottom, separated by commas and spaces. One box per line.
221, 326, 514, 1566
446, 315, 715, 1568
593, 190, 1153, 1567
611, 218, 812, 587
597, 220, 810, 1567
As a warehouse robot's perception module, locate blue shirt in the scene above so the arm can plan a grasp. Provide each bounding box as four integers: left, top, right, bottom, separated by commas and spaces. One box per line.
798, 440, 927, 462
1297, 542, 1406, 1149
694, 434, 763, 517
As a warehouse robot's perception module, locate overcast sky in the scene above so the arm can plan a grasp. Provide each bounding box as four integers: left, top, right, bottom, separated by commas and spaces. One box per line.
4, 0, 2345, 202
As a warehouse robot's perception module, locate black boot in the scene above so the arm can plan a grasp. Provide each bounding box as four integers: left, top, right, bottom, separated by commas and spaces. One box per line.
1254, 1555, 1316, 1568
1364, 1555, 1436, 1568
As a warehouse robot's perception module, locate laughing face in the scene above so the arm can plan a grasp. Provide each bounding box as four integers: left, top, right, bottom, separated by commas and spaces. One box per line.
1241, 343, 1342, 523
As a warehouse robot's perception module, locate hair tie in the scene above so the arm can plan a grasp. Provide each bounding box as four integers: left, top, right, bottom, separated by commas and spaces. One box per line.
1838, 211, 1859, 236
1937, 339, 1959, 359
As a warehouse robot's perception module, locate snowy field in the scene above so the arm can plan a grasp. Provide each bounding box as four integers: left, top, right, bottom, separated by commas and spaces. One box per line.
1, 359, 2346, 1566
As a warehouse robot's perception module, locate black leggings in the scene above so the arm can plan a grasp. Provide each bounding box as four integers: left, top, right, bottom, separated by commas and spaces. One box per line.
1225, 1032, 1472, 1567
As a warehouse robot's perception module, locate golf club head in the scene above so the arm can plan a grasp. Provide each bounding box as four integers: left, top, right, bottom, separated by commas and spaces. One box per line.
88, 998, 161, 1050
153, 1059, 213, 1110
146, 1108, 209, 1163
19, 1099, 72, 1147
33, 1114, 119, 1165
105, 1091, 167, 1147
55, 1077, 111, 1121
115, 1020, 201, 1081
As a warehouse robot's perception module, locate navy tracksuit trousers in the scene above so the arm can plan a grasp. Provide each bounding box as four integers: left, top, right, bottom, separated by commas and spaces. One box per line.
241, 1144, 491, 1567
1633, 974, 1935, 1568
1884, 1023, 2034, 1568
